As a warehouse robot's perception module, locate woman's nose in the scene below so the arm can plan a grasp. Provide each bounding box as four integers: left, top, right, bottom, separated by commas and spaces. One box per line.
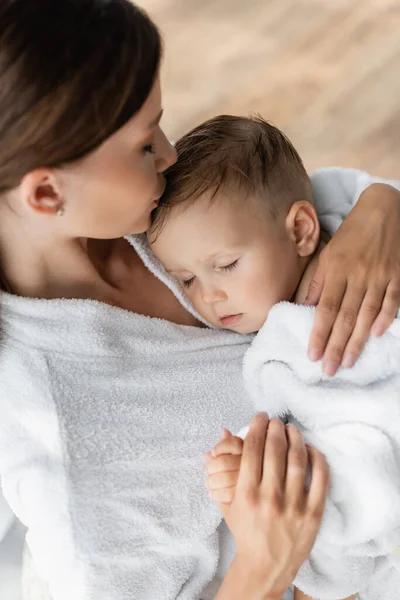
155, 130, 177, 173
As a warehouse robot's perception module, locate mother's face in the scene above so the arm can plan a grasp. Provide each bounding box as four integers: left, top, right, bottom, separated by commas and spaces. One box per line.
56, 76, 177, 239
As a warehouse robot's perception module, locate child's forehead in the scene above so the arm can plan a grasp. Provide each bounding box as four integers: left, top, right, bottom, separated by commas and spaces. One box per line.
166, 199, 259, 245
150, 189, 277, 265
177, 190, 264, 226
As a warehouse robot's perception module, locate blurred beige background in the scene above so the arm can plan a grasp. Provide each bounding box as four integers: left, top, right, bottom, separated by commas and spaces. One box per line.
140, 0, 400, 178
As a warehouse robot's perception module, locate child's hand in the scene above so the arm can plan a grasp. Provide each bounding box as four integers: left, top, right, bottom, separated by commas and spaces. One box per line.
204, 429, 244, 506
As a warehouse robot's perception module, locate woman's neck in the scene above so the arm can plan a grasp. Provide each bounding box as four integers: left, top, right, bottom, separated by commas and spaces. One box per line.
0, 210, 118, 299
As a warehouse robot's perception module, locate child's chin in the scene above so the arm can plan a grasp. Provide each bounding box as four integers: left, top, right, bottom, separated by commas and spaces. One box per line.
229, 322, 259, 335
236, 320, 263, 335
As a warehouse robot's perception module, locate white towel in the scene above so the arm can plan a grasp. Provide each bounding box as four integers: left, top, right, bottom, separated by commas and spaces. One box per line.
0, 487, 14, 542
243, 302, 400, 599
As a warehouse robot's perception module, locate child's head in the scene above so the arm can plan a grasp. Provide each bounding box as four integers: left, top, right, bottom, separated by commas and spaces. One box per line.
148, 115, 320, 333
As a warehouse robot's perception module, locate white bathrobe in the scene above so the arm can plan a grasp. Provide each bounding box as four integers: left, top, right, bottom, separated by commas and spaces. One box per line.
243, 303, 400, 600
0, 168, 399, 600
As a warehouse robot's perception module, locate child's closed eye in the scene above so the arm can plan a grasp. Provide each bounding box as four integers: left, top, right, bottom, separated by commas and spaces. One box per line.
182, 276, 195, 288
218, 259, 239, 273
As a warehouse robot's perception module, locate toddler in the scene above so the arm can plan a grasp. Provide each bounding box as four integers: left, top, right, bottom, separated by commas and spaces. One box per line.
148, 115, 400, 600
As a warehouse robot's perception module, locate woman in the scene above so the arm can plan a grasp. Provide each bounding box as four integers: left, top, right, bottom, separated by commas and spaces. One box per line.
0, 2, 399, 600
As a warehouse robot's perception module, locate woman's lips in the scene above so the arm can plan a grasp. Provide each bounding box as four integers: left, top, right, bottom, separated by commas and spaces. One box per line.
220, 314, 242, 326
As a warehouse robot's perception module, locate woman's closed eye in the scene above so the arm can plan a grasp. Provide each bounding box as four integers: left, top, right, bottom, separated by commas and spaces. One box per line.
143, 143, 155, 154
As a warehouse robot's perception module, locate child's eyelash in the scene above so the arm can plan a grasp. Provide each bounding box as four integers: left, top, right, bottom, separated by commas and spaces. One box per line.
182, 277, 195, 288
181, 261, 238, 289
220, 260, 239, 272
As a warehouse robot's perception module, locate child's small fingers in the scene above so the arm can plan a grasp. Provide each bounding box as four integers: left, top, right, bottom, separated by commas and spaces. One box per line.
206, 454, 242, 476
210, 487, 236, 504
204, 451, 213, 462
220, 428, 233, 440
206, 470, 240, 490
211, 435, 244, 457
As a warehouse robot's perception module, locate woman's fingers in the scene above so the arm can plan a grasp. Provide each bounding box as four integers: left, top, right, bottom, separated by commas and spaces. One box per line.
372, 279, 400, 337
321, 281, 366, 375
307, 184, 400, 370
307, 271, 346, 363
312, 276, 399, 374
341, 284, 386, 368
284, 425, 308, 511
237, 413, 269, 490
304, 268, 324, 309
261, 419, 288, 502
305, 445, 329, 520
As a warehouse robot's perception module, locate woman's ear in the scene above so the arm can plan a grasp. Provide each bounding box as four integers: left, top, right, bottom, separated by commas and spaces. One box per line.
285, 201, 320, 257
19, 168, 64, 216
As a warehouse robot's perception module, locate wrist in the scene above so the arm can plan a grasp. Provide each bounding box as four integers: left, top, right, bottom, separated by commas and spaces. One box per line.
215, 555, 283, 600
359, 182, 400, 207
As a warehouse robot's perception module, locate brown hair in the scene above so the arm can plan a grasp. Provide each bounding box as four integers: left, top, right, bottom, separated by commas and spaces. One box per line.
151, 114, 312, 235
0, 0, 161, 290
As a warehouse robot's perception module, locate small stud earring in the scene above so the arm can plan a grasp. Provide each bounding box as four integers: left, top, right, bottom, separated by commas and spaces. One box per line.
56, 207, 65, 217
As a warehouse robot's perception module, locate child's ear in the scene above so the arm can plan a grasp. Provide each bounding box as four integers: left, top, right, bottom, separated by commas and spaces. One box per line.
285, 201, 320, 257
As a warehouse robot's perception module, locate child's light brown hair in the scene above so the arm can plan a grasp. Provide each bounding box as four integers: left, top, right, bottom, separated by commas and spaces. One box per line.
151, 114, 313, 235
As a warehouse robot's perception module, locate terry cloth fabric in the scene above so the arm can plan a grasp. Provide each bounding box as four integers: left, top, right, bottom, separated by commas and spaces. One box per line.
243, 302, 400, 600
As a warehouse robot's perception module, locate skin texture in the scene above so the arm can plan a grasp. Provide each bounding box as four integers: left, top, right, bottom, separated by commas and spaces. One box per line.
150, 192, 321, 334
206, 429, 355, 599
305, 183, 400, 375
212, 416, 330, 600
0, 76, 178, 301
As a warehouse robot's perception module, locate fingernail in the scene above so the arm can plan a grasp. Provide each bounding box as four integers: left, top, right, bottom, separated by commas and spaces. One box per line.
323, 361, 338, 377
211, 449, 216, 457
372, 324, 384, 337
342, 353, 356, 369
308, 348, 321, 362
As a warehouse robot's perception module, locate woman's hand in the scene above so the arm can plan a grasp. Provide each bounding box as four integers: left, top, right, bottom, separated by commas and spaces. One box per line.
214, 414, 329, 600
306, 183, 400, 376
293, 589, 355, 600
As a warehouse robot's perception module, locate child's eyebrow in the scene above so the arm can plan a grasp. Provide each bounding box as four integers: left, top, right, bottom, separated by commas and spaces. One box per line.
204, 249, 241, 261
167, 267, 192, 274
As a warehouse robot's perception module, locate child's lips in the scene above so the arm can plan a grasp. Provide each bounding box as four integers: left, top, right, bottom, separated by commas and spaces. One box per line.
220, 314, 242, 326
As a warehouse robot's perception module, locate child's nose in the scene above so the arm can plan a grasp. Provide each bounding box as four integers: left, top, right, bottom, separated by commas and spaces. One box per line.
202, 286, 227, 305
